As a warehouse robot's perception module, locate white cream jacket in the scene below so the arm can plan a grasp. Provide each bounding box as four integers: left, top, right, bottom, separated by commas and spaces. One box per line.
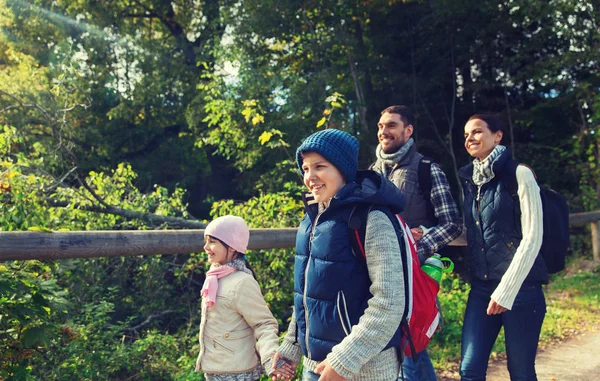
195, 271, 280, 374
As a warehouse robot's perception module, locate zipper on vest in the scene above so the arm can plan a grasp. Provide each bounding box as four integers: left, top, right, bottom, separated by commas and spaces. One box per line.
304, 210, 323, 359
476, 185, 490, 277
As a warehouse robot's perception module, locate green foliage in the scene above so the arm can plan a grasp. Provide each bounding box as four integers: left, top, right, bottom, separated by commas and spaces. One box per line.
0, 0, 599, 379
0, 261, 68, 379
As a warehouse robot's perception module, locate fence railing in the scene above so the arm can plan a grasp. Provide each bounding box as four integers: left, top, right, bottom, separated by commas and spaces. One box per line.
0, 211, 598, 262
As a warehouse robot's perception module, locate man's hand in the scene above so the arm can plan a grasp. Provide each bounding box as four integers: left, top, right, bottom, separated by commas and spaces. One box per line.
314, 359, 347, 381
269, 352, 297, 381
487, 299, 508, 315
410, 227, 424, 241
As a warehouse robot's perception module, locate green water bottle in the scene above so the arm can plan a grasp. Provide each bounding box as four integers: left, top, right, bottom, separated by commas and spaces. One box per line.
421, 253, 454, 283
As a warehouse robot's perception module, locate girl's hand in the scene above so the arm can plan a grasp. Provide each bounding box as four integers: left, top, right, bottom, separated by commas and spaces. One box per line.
487, 299, 508, 315
314, 359, 347, 381
269, 352, 296, 381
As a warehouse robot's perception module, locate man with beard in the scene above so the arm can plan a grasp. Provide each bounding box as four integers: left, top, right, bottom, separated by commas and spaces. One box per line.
371, 105, 462, 381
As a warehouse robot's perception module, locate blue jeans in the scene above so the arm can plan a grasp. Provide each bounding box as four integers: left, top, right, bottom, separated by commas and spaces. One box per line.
400, 349, 437, 381
460, 280, 546, 381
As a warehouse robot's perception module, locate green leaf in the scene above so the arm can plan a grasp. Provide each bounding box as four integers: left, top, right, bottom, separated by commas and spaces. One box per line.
22, 326, 50, 348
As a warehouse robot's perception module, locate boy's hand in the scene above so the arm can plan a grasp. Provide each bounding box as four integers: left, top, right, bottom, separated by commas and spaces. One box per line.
314, 359, 347, 380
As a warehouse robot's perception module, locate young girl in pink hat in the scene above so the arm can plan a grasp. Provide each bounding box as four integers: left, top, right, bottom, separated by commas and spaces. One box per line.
195, 215, 294, 381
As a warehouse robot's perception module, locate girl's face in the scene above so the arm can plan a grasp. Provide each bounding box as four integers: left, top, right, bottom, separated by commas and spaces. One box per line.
464, 119, 503, 160
301, 152, 346, 203
204, 235, 235, 266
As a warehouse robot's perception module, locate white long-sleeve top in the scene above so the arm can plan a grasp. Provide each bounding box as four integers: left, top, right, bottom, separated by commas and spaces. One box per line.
490, 165, 543, 309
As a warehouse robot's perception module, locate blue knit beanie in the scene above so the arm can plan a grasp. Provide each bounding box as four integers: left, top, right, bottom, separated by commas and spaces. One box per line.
296, 129, 359, 182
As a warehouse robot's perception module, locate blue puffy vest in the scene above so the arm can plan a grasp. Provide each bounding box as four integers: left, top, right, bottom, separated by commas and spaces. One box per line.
293, 171, 406, 361
459, 150, 548, 283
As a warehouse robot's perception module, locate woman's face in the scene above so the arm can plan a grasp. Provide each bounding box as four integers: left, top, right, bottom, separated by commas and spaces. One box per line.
464, 119, 503, 160
204, 235, 235, 265
301, 152, 346, 203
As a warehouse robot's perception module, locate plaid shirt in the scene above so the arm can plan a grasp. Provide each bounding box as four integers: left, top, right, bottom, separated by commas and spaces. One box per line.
417, 163, 462, 258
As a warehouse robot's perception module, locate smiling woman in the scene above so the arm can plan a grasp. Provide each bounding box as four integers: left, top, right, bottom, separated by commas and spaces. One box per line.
458, 114, 547, 381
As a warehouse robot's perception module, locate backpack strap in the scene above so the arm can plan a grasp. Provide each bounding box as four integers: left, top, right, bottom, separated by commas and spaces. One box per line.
418, 157, 437, 224
348, 204, 370, 259
499, 160, 540, 201
499, 159, 521, 199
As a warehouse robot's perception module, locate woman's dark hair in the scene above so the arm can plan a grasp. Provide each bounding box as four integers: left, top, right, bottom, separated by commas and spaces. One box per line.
211, 235, 257, 279
468, 114, 504, 134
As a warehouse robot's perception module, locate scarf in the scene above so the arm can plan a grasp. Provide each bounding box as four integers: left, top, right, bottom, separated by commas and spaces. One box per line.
201, 258, 252, 307
375, 138, 415, 177
472, 144, 506, 187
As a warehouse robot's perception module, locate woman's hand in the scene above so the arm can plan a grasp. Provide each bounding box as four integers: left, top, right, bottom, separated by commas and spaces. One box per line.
314, 359, 347, 381
269, 352, 296, 381
487, 299, 508, 315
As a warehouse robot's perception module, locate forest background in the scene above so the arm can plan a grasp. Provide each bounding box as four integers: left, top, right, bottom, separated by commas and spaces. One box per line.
0, 0, 598, 380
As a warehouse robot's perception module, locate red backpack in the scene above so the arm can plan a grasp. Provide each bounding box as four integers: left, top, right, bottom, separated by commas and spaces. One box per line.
348, 205, 441, 358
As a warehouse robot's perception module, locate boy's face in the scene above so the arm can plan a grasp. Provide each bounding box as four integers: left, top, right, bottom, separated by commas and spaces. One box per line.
301, 151, 346, 203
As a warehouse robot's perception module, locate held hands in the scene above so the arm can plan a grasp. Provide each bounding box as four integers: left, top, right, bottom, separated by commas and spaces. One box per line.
487, 299, 508, 315
314, 359, 347, 381
269, 352, 297, 381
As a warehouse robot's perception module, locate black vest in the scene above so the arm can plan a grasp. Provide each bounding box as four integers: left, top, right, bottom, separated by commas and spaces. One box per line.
458, 151, 548, 283
372, 145, 437, 229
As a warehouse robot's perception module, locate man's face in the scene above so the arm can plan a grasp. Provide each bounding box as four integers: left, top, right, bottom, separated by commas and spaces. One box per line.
377, 112, 413, 153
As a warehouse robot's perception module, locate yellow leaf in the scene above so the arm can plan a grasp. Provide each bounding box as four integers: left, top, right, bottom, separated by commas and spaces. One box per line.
252, 115, 265, 126
258, 131, 273, 145
27, 226, 53, 233
323, 109, 332, 116
316, 117, 327, 128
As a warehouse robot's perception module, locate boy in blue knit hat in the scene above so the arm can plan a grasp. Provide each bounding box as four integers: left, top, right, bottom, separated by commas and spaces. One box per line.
270, 129, 407, 381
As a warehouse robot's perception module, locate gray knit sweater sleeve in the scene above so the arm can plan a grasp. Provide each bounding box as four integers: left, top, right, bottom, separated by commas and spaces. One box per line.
326, 209, 405, 379
276, 309, 304, 364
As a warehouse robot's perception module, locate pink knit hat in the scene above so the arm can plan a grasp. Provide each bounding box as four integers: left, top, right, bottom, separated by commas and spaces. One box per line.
204, 215, 250, 254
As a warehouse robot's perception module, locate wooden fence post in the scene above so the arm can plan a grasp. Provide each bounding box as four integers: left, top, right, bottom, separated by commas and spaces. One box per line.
592, 220, 600, 262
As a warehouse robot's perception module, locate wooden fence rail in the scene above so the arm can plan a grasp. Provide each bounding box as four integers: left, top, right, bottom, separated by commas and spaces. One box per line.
0, 211, 598, 262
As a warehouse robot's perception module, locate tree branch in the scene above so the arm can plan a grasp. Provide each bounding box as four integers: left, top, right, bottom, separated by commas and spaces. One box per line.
46, 199, 206, 228
124, 310, 177, 333
0, 90, 54, 123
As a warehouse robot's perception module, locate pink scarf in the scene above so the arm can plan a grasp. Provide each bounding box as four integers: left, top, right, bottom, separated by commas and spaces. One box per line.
201, 266, 237, 307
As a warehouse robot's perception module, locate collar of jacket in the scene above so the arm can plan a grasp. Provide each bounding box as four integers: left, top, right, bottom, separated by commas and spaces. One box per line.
302, 170, 406, 221
459, 148, 513, 184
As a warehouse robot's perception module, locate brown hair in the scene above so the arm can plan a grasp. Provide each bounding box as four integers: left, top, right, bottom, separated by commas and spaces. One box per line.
381, 105, 414, 127
468, 114, 504, 134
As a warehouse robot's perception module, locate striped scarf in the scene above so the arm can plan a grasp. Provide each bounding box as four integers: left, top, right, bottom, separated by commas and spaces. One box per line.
375, 138, 415, 177
472, 145, 506, 187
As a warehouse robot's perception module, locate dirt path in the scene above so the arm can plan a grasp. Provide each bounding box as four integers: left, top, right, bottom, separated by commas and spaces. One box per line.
440, 326, 600, 381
